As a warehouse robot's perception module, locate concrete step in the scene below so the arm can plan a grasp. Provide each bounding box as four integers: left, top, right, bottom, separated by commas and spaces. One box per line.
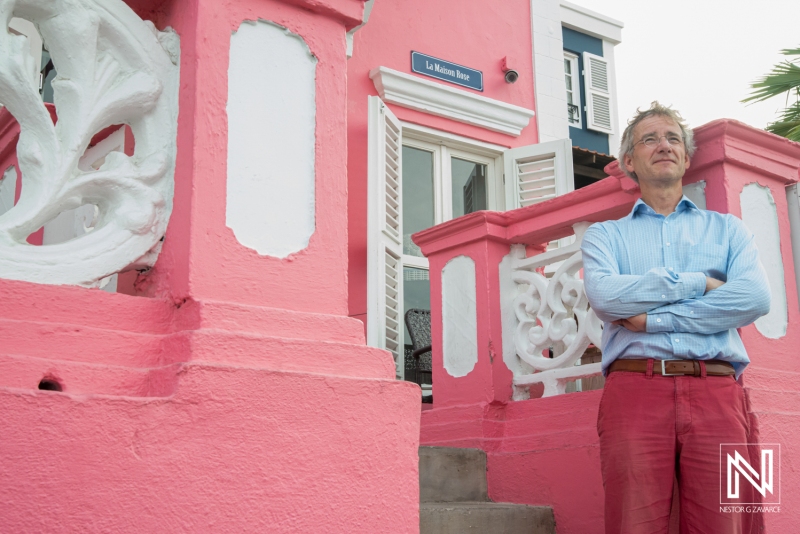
420, 502, 556, 534
419, 446, 488, 503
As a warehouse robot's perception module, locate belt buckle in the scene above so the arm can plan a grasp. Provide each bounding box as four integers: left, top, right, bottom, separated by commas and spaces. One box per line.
661, 359, 683, 376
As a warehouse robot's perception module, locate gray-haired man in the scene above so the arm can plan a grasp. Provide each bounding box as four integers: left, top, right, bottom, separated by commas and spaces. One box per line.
582, 102, 770, 532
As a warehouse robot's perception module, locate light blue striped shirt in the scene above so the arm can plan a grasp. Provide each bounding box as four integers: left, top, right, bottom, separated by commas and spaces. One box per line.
581, 196, 770, 379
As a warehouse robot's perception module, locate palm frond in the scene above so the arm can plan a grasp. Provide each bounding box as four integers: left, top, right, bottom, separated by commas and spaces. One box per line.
780, 47, 800, 56
765, 101, 800, 142
743, 60, 800, 103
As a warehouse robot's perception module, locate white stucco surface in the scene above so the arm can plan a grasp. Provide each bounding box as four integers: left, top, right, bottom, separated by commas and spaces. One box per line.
741, 183, 787, 339
226, 20, 316, 258
0, 166, 16, 216
682, 180, 706, 210
442, 255, 478, 378
7, 18, 42, 88
531, 0, 569, 143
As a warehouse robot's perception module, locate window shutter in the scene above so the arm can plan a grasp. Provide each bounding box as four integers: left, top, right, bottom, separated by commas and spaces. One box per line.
503, 138, 574, 209
582, 52, 613, 134
367, 96, 404, 379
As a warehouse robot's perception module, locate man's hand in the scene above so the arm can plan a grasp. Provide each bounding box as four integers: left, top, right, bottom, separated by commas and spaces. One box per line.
705, 277, 725, 294
612, 313, 647, 332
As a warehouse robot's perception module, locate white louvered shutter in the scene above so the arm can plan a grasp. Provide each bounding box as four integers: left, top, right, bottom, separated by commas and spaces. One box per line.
582, 52, 613, 134
504, 138, 574, 209
367, 96, 404, 379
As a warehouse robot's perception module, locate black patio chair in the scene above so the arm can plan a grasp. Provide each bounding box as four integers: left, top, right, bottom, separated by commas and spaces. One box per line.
404, 308, 432, 403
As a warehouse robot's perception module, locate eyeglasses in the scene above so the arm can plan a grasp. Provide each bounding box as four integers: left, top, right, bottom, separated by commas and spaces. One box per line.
635, 134, 684, 148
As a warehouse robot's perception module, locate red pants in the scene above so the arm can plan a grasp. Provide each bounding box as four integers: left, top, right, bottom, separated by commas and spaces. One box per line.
597, 361, 755, 534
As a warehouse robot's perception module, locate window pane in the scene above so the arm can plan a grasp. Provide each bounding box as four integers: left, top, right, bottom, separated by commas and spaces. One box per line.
403, 266, 430, 343
402, 146, 435, 257
451, 157, 487, 218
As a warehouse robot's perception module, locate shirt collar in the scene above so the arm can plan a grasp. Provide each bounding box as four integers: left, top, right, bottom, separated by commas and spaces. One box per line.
629, 195, 698, 218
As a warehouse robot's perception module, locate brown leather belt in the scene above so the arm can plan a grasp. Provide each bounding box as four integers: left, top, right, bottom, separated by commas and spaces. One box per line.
608, 358, 735, 377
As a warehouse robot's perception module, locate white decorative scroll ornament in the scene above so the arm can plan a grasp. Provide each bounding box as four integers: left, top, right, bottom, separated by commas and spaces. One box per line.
0, 0, 179, 286
510, 222, 604, 397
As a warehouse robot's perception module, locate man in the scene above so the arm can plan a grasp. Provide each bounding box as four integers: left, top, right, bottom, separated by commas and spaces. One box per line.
581, 102, 771, 533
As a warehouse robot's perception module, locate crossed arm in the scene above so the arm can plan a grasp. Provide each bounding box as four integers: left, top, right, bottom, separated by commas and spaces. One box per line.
610, 277, 726, 333
581, 220, 771, 335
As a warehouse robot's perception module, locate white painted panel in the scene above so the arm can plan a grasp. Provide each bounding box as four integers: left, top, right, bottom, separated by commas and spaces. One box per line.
226, 20, 316, 258
442, 255, 478, 377
787, 184, 800, 310
682, 180, 706, 210
741, 183, 787, 339
0, 166, 16, 216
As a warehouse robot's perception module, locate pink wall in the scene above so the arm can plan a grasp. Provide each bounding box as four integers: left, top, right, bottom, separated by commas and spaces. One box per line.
0, 0, 421, 531
345, 0, 538, 322
415, 120, 800, 533
1, 365, 421, 533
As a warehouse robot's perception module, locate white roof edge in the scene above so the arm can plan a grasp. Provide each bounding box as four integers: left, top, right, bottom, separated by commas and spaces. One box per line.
560, 1, 623, 44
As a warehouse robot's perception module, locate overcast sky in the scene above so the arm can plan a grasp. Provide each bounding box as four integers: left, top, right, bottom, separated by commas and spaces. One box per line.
574, 0, 800, 144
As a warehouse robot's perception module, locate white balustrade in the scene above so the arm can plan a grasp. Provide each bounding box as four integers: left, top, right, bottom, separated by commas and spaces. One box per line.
0, 0, 179, 287
509, 222, 603, 398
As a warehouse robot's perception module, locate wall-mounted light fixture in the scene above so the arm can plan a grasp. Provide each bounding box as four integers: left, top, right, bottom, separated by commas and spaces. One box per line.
502, 56, 519, 84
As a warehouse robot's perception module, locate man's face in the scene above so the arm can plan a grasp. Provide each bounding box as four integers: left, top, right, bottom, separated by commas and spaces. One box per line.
623, 116, 690, 186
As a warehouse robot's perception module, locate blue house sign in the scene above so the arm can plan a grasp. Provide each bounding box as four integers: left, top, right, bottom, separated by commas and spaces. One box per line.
411, 52, 483, 92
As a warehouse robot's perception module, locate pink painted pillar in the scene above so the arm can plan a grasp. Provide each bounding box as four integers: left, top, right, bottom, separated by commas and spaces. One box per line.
688, 120, 800, 372
423, 219, 520, 409
686, 120, 800, 531
0, 0, 421, 531
141, 0, 359, 317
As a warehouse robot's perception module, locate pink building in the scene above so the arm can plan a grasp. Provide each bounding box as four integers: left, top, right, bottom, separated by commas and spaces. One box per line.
1, 0, 798, 532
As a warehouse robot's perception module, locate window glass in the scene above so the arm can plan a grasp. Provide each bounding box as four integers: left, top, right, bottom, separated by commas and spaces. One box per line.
403, 266, 431, 341
565, 57, 572, 90
451, 157, 487, 217
401, 146, 435, 257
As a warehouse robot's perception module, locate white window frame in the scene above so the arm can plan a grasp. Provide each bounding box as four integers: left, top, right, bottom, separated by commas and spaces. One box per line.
367, 106, 506, 380
563, 52, 582, 127
368, 100, 578, 384
401, 122, 505, 213
399, 127, 503, 271
399, 130, 502, 367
